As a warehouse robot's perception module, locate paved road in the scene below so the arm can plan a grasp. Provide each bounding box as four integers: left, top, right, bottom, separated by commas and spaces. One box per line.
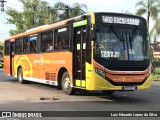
0, 69, 160, 120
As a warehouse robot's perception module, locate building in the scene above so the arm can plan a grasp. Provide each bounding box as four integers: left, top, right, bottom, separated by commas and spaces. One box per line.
151, 42, 160, 61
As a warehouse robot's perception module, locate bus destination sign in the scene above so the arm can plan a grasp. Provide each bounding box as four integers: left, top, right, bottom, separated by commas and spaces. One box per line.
102, 16, 140, 25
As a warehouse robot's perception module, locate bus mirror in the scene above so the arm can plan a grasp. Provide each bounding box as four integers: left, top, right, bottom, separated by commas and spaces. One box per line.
91, 30, 96, 40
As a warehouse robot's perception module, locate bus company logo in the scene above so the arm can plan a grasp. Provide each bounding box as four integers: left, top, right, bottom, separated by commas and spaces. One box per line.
33, 56, 65, 65
52, 60, 65, 64
133, 76, 145, 80
14, 55, 33, 77
40, 56, 44, 65
33, 56, 44, 65
121, 77, 125, 82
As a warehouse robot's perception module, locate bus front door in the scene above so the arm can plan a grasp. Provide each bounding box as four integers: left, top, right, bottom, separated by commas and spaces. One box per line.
74, 27, 87, 88
10, 40, 14, 76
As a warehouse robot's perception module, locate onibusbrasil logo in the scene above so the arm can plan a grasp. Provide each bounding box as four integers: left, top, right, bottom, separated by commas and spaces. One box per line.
0, 111, 42, 118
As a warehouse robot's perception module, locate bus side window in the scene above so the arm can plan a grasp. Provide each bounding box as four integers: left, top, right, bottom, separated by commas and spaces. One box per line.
29, 35, 37, 54
4, 40, 10, 55
41, 30, 53, 52
15, 38, 23, 54
54, 27, 70, 51
23, 36, 29, 53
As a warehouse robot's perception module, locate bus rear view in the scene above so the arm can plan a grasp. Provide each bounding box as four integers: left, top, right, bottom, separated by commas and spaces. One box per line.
89, 13, 152, 93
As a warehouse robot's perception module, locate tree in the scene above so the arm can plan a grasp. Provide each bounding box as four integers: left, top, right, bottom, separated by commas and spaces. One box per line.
6, 0, 53, 35
69, 2, 87, 18
50, 2, 87, 21
6, 0, 87, 36
51, 1, 67, 21
150, 18, 160, 43
135, 0, 159, 30
0, 41, 4, 53
6, 7, 25, 35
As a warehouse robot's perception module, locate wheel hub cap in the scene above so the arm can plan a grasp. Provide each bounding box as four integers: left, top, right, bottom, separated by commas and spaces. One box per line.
64, 77, 70, 89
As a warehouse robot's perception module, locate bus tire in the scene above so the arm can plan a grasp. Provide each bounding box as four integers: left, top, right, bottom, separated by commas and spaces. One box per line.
102, 90, 115, 95
61, 71, 75, 95
17, 68, 26, 84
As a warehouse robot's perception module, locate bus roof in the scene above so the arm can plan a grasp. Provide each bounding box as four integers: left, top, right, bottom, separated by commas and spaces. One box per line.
4, 12, 146, 41
4, 12, 91, 41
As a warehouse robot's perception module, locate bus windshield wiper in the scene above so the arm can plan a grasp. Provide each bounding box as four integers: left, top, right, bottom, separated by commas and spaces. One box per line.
129, 32, 132, 50
109, 25, 126, 50
129, 27, 138, 50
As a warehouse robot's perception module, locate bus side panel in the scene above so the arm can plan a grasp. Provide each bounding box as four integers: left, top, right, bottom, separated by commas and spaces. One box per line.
37, 52, 73, 84
13, 52, 73, 85
13, 55, 36, 78
4, 56, 10, 75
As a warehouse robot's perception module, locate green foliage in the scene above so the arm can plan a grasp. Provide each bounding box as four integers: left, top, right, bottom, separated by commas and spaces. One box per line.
0, 41, 4, 53
135, 0, 159, 30
6, 0, 87, 36
6, 0, 51, 36
135, 8, 146, 16
152, 68, 160, 81
0, 61, 3, 68
150, 18, 160, 43
69, 2, 87, 18
50, 2, 87, 22
154, 61, 160, 67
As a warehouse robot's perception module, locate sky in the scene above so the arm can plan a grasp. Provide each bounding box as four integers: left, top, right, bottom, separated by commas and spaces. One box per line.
0, 0, 142, 41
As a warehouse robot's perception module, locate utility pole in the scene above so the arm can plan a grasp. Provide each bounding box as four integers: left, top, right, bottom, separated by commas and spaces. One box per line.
65, 6, 69, 19
48, 5, 86, 19
48, 5, 70, 19
0, 0, 6, 12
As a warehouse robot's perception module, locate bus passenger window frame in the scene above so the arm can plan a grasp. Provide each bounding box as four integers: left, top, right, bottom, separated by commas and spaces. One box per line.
15, 38, 23, 55
29, 35, 38, 54
23, 36, 29, 54
54, 26, 71, 51
41, 30, 53, 53
4, 40, 10, 55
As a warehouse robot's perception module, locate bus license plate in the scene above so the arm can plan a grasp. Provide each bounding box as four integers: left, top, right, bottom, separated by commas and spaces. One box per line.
124, 86, 135, 90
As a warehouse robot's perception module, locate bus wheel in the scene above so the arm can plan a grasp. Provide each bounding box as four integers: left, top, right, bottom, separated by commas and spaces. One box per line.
17, 68, 26, 84
102, 90, 115, 95
61, 72, 75, 95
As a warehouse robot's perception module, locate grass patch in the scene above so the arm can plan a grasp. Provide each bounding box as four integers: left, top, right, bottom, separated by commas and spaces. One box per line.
0, 61, 3, 68
154, 61, 160, 67
152, 68, 160, 81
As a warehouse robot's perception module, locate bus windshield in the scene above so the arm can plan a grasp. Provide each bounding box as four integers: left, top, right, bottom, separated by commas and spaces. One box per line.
95, 25, 150, 61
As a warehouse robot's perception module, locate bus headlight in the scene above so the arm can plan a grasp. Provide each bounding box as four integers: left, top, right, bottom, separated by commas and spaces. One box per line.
95, 68, 106, 78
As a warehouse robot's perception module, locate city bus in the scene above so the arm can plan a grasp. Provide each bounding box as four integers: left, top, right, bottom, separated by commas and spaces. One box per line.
3, 12, 152, 95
